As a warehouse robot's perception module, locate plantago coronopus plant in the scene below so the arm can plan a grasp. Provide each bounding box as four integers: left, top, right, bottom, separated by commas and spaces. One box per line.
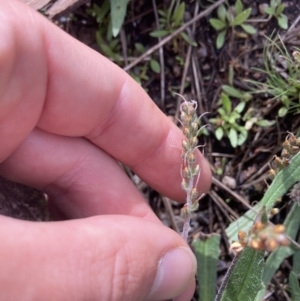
178, 95, 208, 241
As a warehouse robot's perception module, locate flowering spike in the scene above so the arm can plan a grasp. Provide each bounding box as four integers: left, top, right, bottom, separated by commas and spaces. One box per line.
179, 96, 207, 241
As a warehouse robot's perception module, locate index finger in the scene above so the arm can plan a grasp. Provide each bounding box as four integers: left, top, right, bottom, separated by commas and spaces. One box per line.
1, 0, 211, 201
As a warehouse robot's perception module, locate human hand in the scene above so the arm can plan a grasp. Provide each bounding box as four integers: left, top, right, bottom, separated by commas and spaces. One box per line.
0, 1, 211, 300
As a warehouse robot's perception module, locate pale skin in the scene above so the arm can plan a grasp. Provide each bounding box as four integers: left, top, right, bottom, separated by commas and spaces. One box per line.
0, 1, 212, 300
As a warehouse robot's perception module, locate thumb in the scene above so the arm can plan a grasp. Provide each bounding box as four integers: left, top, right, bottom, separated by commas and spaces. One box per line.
0, 215, 196, 301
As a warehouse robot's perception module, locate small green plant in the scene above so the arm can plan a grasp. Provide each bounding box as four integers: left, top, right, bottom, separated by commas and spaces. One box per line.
250, 36, 300, 117
262, 0, 288, 29
129, 43, 161, 84
209, 0, 256, 49
87, 0, 130, 38
210, 86, 275, 147
150, 0, 197, 51
87, 1, 121, 62
209, 92, 248, 147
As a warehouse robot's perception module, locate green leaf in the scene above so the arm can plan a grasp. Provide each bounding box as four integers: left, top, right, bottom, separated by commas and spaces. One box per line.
216, 29, 227, 49
228, 128, 238, 147
235, 101, 246, 113
237, 130, 248, 146
270, 0, 278, 8
275, 3, 285, 16
254, 289, 266, 301
226, 151, 300, 242
150, 59, 161, 73
231, 8, 252, 26
264, 6, 275, 15
209, 18, 226, 31
96, 31, 119, 62
217, 247, 265, 301
279, 106, 288, 117
278, 14, 288, 29
290, 271, 300, 301
222, 85, 244, 98
180, 32, 197, 47
217, 4, 227, 22
192, 234, 220, 301
135, 43, 145, 54
221, 93, 232, 114
241, 23, 257, 35
255, 119, 276, 127
215, 127, 224, 140
234, 0, 244, 15
149, 30, 170, 38
172, 2, 185, 27
158, 9, 166, 17
110, 0, 130, 37
92, 1, 110, 23
262, 204, 300, 285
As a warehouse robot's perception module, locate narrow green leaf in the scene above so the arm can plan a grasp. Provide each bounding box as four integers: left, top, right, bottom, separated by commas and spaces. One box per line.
226, 151, 300, 242
221, 93, 232, 114
180, 32, 197, 47
150, 59, 161, 73
193, 234, 220, 301
96, 32, 119, 62
172, 2, 185, 27
290, 271, 300, 301
149, 30, 170, 38
158, 9, 166, 17
241, 23, 257, 35
278, 14, 288, 29
234, 0, 244, 15
217, 4, 227, 22
255, 119, 276, 127
275, 4, 285, 16
216, 248, 265, 301
229, 128, 238, 147
216, 29, 227, 49
215, 127, 224, 140
92, 1, 110, 23
222, 85, 244, 98
229, 65, 234, 86
209, 18, 226, 31
110, 0, 130, 37
263, 203, 300, 285
231, 8, 252, 26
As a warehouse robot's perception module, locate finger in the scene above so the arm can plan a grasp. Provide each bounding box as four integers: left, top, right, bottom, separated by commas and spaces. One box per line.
0, 215, 196, 301
173, 281, 196, 301
0, 1, 211, 203
0, 128, 159, 221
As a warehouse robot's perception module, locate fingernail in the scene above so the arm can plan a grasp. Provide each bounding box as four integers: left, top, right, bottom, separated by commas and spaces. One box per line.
146, 247, 197, 301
